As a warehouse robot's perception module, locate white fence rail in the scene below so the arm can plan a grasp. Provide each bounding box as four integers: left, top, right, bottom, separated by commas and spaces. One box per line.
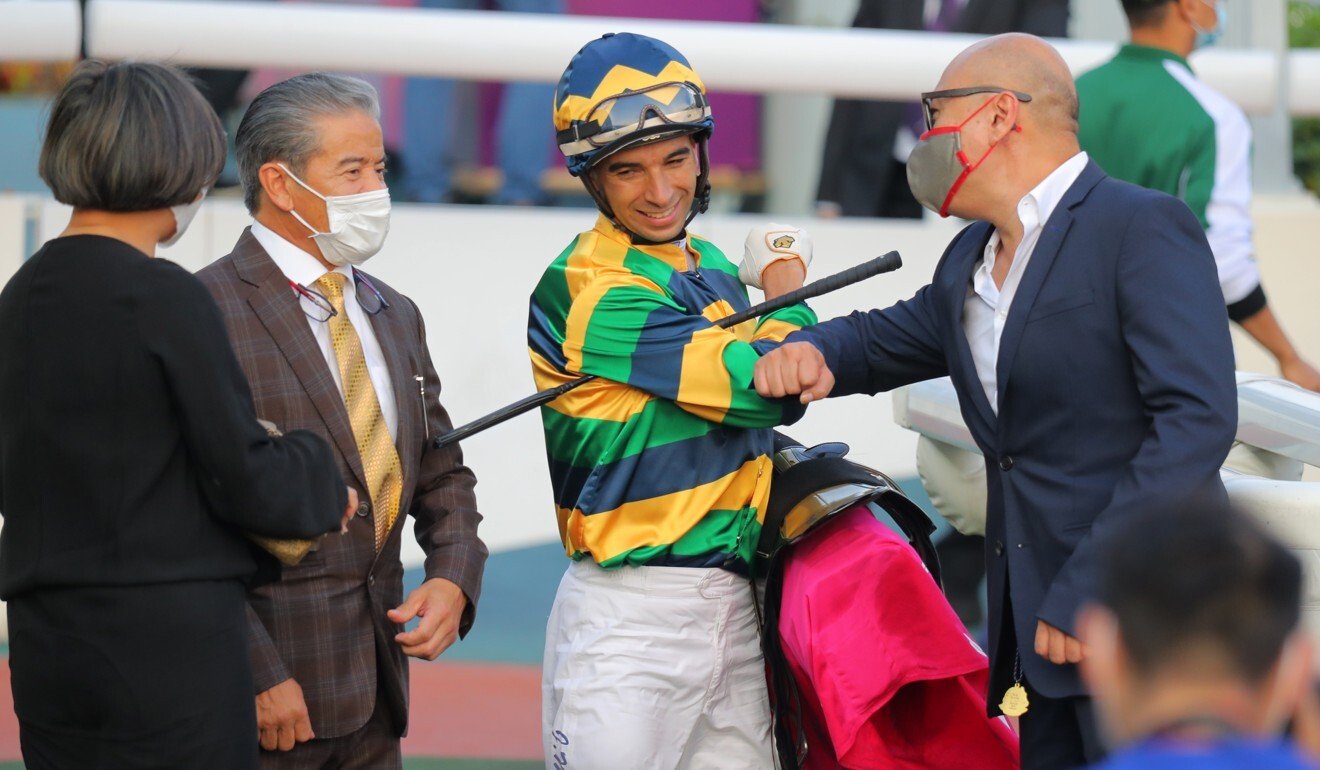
6, 0, 1320, 114
0, 0, 81, 61
897, 374, 1320, 471
894, 375, 1320, 651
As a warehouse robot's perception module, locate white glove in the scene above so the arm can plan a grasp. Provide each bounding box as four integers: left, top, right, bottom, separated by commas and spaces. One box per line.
738, 223, 812, 289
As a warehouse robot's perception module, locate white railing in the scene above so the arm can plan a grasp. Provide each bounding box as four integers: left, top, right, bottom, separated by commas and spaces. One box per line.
895, 374, 1320, 471
6, 0, 1320, 114
1236, 374, 1320, 468
1290, 49, 1320, 116
1, 0, 81, 61
0, 0, 80, 61
894, 375, 1320, 645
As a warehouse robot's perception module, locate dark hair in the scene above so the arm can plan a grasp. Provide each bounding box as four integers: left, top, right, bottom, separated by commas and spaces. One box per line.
1122, 0, 1175, 28
234, 73, 380, 214
1095, 497, 1303, 682
39, 60, 225, 212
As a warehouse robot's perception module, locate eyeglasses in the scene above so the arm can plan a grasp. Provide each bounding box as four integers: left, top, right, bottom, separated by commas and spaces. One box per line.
289, 270, 391, 323
921, 86, 1033, 132
556, 81, 711, 157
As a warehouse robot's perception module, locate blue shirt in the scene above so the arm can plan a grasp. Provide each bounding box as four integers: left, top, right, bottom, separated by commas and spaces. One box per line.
1092, 738, 1319, 770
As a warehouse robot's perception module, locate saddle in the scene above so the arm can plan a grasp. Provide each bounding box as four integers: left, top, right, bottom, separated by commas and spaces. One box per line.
753, 433, 942, 769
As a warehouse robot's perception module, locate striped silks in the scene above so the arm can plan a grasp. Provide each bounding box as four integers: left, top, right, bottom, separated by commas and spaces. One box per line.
528, 216, 816, 569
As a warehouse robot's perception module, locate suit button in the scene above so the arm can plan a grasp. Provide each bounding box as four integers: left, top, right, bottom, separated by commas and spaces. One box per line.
356, 501, 370, 517
368, 575, 376, 587
999, 456, 1015, 471
994, 540, 1005, 557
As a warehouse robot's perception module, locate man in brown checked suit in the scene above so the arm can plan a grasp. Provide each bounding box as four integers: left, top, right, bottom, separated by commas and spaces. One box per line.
197, 73, 487, 768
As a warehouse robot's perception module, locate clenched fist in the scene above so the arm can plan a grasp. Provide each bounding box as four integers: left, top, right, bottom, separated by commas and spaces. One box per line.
753, 341, 835, 405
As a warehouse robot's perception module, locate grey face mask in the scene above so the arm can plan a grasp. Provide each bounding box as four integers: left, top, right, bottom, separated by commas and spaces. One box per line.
906, 130, 970, 218
906, 96, 1019, 218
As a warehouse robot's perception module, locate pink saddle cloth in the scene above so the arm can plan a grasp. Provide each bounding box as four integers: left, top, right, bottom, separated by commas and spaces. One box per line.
778, 505, 1020, 769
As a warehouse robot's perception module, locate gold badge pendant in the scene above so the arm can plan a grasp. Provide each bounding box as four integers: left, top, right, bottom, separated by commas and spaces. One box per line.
1000, 683, 1030, 717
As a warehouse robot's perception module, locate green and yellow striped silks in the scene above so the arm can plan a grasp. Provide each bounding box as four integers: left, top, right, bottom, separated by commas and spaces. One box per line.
528, 216, 816, 570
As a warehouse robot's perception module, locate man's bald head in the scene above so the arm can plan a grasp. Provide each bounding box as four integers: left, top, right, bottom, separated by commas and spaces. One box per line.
939, 33, 1079, 135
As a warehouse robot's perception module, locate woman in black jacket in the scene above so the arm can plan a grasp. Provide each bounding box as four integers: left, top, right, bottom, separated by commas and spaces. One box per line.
0, 60, 352, 769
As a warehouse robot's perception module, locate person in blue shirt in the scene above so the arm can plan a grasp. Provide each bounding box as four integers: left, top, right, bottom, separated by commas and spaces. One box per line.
1077, 498, 1319, 770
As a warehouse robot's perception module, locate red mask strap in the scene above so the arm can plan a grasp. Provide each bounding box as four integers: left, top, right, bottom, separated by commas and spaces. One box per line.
929, 102, 1019, 216
957, 95, 1000, 129
920, 94, 1001, 141
939, 165, 975, 218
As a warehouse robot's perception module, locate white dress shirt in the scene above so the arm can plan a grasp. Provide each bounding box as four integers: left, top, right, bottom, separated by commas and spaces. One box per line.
962, 151, 1089, 414
251, 221, 398, 441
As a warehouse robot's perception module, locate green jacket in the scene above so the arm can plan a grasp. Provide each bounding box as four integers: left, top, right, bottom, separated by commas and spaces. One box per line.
1077, 44, 1264, 318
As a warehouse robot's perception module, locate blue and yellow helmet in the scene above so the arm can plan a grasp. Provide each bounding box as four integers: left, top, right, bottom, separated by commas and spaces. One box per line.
554, 32, 714, 177
554, 33, 716, 239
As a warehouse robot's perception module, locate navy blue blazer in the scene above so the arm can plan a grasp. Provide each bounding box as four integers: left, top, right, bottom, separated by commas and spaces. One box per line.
792, 160, 1237, 701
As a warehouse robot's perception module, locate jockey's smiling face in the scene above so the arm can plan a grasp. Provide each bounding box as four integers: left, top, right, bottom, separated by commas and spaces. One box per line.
592, 135, 698, 244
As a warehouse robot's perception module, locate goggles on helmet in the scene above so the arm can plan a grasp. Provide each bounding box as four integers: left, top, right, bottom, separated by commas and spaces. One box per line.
557, 81, 711, 158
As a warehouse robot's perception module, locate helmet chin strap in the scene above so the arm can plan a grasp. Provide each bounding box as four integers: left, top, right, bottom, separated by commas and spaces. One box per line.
583, 135, 713, 247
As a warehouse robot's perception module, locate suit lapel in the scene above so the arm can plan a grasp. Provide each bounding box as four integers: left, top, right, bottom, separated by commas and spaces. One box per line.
232, 229, 369, 490
949, 222, 999, 436
994, 161, 1106, 412
364, 282, 418, 514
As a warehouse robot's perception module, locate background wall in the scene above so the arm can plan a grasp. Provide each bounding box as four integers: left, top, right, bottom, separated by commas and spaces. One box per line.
6, 193, 1319, 562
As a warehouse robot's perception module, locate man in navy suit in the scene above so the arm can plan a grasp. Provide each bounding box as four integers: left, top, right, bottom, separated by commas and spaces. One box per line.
755, 34, 1237, 770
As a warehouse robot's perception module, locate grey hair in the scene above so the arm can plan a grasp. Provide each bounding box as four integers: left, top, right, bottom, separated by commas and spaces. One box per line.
235, 73, 381, 214
39, 59, 225, 211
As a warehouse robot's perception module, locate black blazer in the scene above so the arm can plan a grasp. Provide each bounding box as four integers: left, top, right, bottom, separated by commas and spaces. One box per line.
794, 163, 1237, 702
0, 235, 345, 599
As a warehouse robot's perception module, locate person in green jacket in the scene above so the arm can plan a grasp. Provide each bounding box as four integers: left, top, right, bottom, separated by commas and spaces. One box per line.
1077, 0, 1320, 391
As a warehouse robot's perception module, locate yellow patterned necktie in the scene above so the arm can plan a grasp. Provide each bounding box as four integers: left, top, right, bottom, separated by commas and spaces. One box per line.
315, 272, 402, 552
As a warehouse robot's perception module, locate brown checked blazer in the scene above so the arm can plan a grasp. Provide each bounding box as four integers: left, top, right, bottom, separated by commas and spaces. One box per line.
197, 228, 487, 739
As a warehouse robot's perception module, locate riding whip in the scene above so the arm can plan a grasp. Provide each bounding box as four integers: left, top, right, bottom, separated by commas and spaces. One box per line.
432, 251, 903, 449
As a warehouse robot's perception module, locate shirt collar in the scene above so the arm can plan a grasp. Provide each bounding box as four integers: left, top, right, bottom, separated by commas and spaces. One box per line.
984, 151, 1089, 266
592, 214, 698, 272
1118, 43, 1192, 73
1025, 150, 1090, 230
250, 220, 353, 289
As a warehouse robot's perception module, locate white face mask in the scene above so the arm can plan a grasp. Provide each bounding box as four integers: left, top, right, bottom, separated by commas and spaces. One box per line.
278, 163, 390, 267
160, 189, 207, 247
